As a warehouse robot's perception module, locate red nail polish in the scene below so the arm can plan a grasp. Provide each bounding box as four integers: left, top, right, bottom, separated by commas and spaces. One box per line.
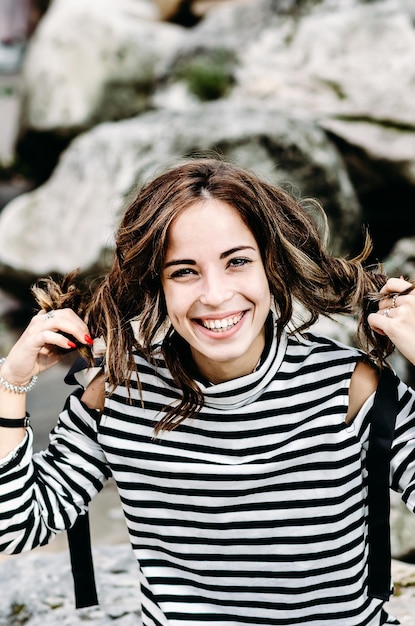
84, 335, 94, 345
67, 340, 77, 349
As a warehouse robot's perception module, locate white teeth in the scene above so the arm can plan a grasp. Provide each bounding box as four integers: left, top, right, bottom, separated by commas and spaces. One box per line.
202, 314, 243, 332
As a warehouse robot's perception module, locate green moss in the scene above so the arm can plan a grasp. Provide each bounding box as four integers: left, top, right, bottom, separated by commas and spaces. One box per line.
8, 602, 31, 624
176, 49, 236, 101
0, 85, 14, 97
320, 78, 347, 100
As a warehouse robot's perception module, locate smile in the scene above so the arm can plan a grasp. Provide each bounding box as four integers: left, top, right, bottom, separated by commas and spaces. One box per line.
198, 313, 245, 332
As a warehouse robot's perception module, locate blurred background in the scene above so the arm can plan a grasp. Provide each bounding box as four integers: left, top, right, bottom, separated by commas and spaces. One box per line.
1, 0, 415, 594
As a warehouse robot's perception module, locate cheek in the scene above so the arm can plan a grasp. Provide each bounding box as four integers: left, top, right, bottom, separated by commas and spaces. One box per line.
258, 285, 272, 316
254, 273, 271, 301
162, 285, 188, 321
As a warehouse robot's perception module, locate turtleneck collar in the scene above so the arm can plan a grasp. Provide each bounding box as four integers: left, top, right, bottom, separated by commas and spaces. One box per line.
195, 313, 288, 411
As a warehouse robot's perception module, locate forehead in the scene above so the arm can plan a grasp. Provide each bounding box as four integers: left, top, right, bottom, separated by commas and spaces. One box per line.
166, 199, 254, 250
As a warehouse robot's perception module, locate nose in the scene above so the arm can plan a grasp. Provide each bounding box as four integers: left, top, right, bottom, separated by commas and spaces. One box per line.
198, 270, 233, 307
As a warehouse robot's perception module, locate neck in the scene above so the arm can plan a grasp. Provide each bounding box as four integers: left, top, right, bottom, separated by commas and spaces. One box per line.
202, 355, 263, 385
191, 331, 266, 385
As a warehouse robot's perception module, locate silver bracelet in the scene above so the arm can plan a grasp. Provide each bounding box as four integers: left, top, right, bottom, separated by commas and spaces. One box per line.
0, 358, 38, 393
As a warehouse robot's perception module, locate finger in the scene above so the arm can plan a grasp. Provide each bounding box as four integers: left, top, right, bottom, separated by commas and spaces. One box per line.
368, 308, 415, 366
378, 296, 399, 312
9, 309, 93, 371
39, 329, 81, 352
379, 277, 414, 296
379, 291, 415, 316
391, 293, 400, 308
367, 312, 399, 340
36, 308, 93, 347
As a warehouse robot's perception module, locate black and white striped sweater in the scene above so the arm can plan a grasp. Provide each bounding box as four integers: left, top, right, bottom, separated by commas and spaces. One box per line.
1, 327, 415, 625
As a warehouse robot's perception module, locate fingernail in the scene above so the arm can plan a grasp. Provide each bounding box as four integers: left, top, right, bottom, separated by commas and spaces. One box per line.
67, 340, 77, 349
84, 335, 94, 345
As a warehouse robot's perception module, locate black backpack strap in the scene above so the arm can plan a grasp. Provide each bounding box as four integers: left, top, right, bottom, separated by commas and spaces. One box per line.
366, 366, 399, 600
67, 512, 99, 608
64, 356, 105, 608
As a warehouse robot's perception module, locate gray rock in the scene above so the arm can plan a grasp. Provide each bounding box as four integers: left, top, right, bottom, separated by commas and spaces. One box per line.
384, 237, 415, 279
18, 0, 184, 134
157, 0, 415, 125
0, 544, 142, 626
1, 0, 413, 286
388, 559, 415, 625
0, 74, 22, 168
320, 120, 415, 188
391, 491, 415, 562
153, 0, 415, 255
0, 101, 360, 281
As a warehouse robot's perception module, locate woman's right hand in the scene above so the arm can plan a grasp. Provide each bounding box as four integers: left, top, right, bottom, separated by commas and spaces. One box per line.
368, 277, 415, 366
0, 308, 93, 456
0, 308, 94, 386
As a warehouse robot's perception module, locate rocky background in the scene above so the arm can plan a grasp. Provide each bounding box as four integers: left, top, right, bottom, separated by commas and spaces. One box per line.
1, 0, 415, 623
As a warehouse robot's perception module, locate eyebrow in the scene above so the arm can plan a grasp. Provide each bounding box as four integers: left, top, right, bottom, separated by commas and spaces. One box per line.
163, 246, 256, 269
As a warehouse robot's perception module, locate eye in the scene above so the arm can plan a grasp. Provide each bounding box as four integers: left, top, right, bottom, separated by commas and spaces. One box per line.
169, 267, 198, 279
228, 257, 252, 268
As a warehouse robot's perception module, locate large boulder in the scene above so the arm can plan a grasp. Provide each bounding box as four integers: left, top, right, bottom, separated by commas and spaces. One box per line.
2, 0, 414, 293
391, 490, 415, 562
0, 544, 142, 626
155, 0, 415, 121
384, 237, 415, 280
158, 0, 415, 127
0, 101, 361, 285
154, 0, 415, 258
18, 0, 185, 135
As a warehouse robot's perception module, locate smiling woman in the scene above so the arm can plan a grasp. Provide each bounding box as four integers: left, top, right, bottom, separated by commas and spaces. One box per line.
1, 157, 415, 626
161, 199, 271, 384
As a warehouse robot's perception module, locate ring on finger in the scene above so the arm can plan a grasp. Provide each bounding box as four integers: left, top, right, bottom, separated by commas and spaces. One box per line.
384, 308, 391, 317
46, 310, 55, 319
392, 293, 399, 308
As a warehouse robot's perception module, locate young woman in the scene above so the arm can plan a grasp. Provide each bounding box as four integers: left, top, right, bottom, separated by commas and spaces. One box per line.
0, 158, 415, 626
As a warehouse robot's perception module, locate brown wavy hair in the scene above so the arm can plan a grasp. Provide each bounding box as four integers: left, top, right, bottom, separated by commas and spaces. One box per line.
33, 157, 392, 432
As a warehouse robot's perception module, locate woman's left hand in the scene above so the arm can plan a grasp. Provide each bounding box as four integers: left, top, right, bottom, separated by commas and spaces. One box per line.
368, 277, 415, 365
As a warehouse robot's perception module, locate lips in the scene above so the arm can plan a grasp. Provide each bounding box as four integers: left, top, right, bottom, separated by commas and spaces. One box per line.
196, 312, 245, 332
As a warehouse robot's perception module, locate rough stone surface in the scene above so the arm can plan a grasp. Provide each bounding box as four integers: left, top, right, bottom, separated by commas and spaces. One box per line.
0, 0, 414, 283
19, 0, 184, 133
157, 0, 415, 125
0, 544, 142, 626
232, 0, 415, 125
388, 560, 415, 625
153, 0, 415, 256
391, 490, 415, 562
0, 102, 360, 278
384, 237, 415, 279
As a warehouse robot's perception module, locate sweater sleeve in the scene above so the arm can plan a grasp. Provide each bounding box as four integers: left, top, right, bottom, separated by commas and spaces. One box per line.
390, 380, 415, 512
0, 388, 111, 554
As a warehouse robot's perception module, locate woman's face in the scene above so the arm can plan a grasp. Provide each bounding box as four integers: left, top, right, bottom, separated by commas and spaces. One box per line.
161, 199, 271, 383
